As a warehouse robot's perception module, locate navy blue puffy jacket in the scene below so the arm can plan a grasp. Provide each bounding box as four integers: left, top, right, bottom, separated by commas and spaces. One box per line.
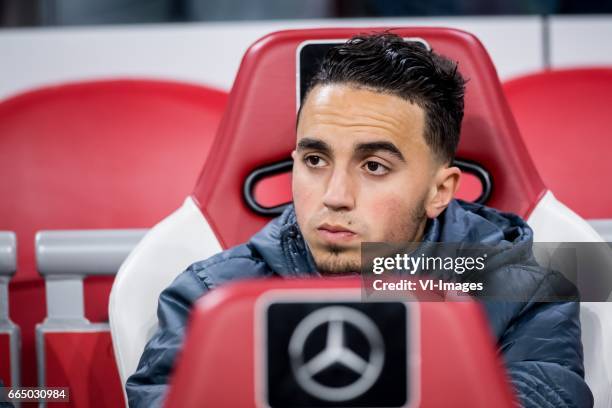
126, 200, 593, 408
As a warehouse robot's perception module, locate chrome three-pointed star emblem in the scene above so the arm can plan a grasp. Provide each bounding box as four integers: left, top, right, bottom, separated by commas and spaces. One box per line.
288, 306, 385, 402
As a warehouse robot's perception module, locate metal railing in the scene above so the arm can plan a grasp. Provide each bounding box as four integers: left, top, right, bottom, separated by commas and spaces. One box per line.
0, 231, 19, 388
34, 229, 146, 400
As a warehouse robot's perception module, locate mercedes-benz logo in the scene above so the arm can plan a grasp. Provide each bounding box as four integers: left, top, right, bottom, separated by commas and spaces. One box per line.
288, 306, 385, 402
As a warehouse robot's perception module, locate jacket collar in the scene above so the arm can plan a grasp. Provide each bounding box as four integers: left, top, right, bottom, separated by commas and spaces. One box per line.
249, 199, 532, 277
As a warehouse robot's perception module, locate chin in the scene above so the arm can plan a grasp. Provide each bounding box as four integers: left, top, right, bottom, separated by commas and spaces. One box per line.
312, 250, 360, 275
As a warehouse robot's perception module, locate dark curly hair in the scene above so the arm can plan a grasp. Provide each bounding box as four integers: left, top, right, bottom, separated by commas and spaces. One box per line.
301, 32, 466, 163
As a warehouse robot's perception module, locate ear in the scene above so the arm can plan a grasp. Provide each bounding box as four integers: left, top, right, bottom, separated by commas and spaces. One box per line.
425, 166, 461, 219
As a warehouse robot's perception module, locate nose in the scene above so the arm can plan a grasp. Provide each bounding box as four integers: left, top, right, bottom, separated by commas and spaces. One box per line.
322, 167, 355, 212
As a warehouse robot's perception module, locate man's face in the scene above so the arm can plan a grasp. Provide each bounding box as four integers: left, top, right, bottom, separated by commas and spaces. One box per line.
292, 84, 457, 274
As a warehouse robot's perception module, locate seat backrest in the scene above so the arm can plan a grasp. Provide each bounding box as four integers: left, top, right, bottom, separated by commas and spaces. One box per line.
165, 279, 517, 408
110, 196, 222, 389
0, 79, 226, 387
504, 68, 612, 408
110, 28, 611, 407
193, 27, 546, 248
504, 68, 612, 221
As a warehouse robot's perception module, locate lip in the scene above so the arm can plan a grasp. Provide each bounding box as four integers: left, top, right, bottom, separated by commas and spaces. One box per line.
317, 223, 357, 243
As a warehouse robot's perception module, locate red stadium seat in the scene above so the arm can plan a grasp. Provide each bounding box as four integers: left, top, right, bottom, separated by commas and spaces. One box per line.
193, 28, 545, 245
165, 279, 517, 408
110, 28, 611, 407
0, 334, 12, 385
504, 68, 612, 221
503, 71, 612, 406
0, 79, 227, 391
41, 331, 124, 407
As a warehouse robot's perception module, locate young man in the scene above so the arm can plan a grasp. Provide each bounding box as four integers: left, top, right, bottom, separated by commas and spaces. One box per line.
127, 33, 592, 407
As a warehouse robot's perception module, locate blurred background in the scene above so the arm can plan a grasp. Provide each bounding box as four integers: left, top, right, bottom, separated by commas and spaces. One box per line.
2, 0, 612, 26
1, 0, 612, 98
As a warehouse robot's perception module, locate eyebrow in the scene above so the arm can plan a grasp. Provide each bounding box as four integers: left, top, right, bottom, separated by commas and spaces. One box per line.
296, 138, 406, 162
355, 141, 406, 162
296, 138, 332, 155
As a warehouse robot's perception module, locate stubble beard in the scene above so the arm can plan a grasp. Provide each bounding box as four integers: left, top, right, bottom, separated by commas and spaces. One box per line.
313, 200, 428, 276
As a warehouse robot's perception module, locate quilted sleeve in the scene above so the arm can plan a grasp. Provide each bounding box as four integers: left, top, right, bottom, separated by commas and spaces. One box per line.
500, 300, 593, 408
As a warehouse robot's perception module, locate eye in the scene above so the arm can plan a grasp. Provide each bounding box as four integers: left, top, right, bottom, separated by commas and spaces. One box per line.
304, 155, 327, 168
363, 161, 390, 176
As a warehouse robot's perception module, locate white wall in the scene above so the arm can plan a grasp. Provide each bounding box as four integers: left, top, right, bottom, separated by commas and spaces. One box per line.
2, 15, 611, 102
0, 16, 543, 100
550, 16, 612, 69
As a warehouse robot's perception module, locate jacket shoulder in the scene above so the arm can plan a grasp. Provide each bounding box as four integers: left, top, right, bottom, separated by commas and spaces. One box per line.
188, 243, 273, 289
